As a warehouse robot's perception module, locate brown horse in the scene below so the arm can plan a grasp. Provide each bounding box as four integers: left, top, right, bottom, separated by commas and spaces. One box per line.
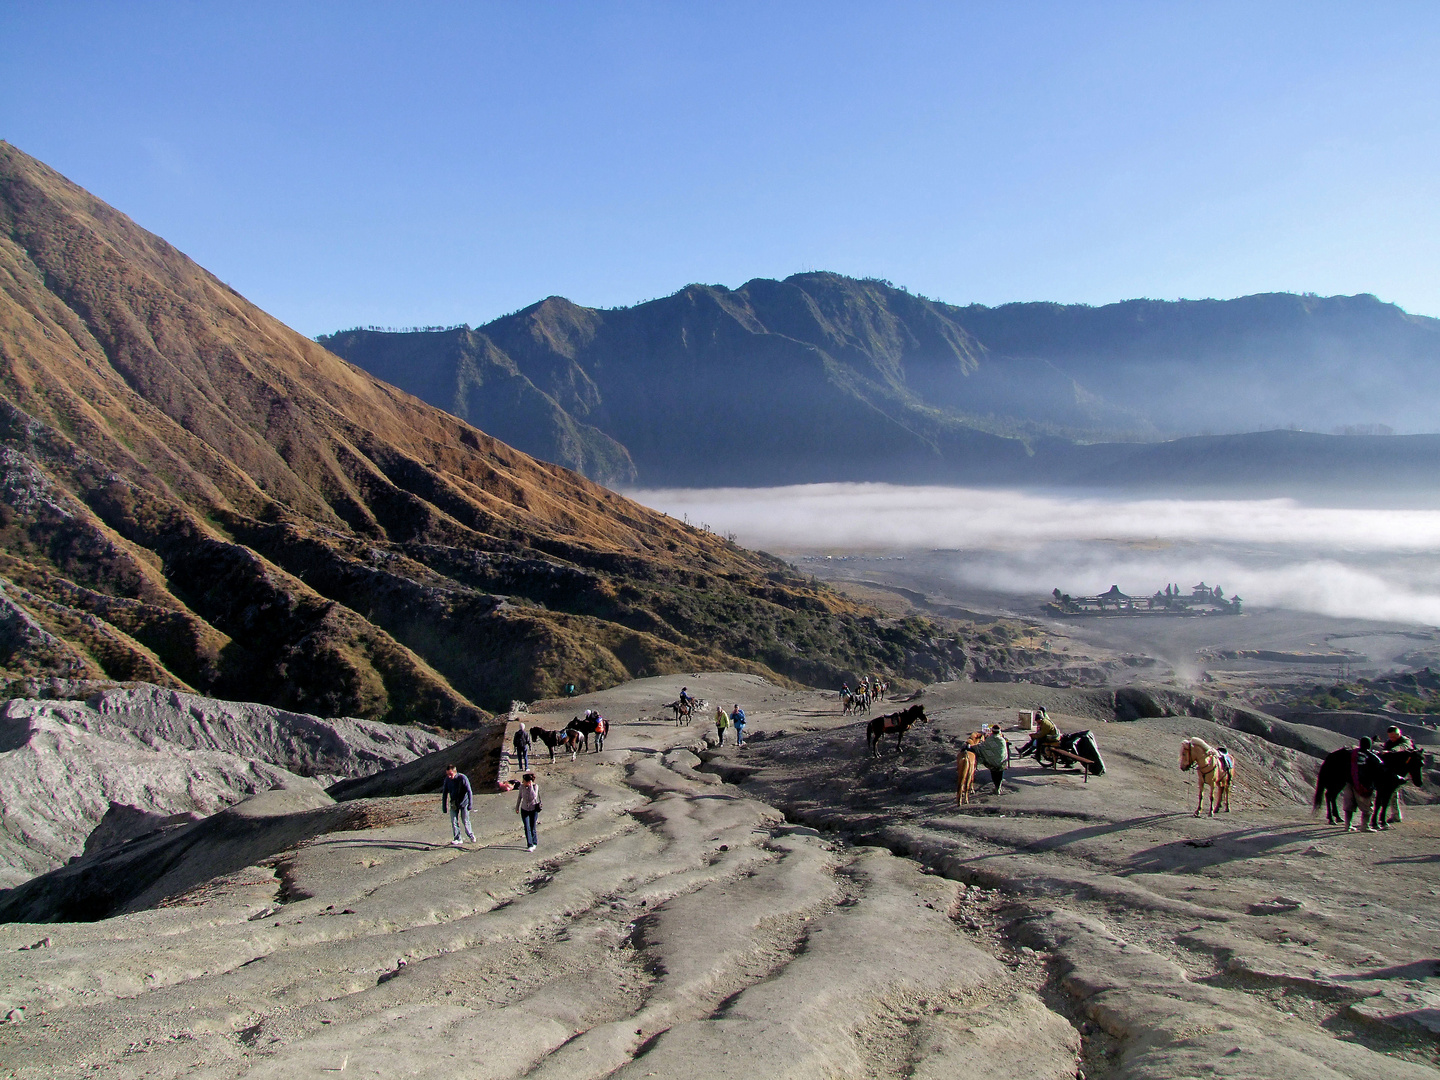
530, 726, 582, 763
956, 731, 982, 804
866, 704, 929, 755
1179, 737, 1233, 817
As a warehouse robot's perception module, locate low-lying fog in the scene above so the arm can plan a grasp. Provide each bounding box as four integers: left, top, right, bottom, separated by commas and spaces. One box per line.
632, 484, 1440, 628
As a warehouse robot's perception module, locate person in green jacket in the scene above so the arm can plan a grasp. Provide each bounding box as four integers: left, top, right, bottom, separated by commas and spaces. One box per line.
976, 724, 1011, 794
714, 704, 731, 746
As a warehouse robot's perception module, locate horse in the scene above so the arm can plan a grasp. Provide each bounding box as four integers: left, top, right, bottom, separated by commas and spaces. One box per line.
841, 691, 856, 715
666, 699, 698, 726
1373, 747, 1426, 829
1179, 737, 1232, 817
866, 704, 930, 756
530, 725, 582, 763
1315, 746, 1424, 829
956, 731, 982, 804
566, 715, 604, 752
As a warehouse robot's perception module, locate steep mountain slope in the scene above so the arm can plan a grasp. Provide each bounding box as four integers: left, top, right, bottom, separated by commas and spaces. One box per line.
324, 274, 1440, 489
0, 143, 964, 721
320, 326, 638, 486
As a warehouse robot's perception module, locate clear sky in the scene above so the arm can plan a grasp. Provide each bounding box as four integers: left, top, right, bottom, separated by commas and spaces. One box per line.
3, 2, 1438, 335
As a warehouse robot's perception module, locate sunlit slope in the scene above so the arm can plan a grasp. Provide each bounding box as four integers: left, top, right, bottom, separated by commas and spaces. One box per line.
0, 142, 964, 721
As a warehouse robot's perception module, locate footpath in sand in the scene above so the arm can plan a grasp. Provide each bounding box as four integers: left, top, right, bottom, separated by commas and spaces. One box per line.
0, 674, 1437, 1079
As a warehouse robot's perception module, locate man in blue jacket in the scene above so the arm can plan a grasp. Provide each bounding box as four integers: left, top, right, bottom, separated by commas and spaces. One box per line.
442, 764, 476, 846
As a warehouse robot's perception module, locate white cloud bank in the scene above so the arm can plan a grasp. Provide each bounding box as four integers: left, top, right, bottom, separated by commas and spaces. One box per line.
630, 485, 1440, 626
630, 484, 1440, 552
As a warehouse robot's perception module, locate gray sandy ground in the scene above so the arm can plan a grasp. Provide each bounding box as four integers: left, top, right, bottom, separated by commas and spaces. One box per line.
0, 673, 1436, 1078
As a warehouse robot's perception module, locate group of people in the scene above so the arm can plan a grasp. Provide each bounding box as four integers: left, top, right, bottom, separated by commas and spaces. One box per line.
714, 702, 747, 746
447, 693, 751, 853
442, 762, 543, 852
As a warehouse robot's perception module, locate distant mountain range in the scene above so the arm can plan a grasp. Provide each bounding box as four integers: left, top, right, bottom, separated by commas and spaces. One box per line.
0, 143, 974, 718
321, 276, 1440, 493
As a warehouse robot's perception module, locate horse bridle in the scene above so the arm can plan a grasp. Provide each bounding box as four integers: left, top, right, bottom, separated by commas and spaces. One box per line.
1185, 742, 1219, 781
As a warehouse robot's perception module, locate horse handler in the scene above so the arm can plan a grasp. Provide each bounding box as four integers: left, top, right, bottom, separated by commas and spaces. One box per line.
1383, 726, 1414, 822
977, 724, 1010, 793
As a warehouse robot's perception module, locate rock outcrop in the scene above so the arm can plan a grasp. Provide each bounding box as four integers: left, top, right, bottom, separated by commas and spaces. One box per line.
0, 687, 450, 886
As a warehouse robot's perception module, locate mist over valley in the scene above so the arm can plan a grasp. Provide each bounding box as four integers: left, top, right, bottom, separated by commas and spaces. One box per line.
633, 483, 1440, 685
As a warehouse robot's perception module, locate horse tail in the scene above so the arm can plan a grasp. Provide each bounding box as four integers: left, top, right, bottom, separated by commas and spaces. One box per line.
1312, 772, 1325, 813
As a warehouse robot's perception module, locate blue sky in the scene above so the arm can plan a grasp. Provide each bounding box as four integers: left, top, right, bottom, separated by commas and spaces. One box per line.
3, 2, 1438, 334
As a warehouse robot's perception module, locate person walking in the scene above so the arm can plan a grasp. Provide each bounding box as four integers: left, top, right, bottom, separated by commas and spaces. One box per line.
515, 772, 541, 851
976, 724, 1010, 793
442, 764, 475, 846
714, 704, 731, 746
731, 704, 747, 747
594, 714, 607, 752
512, 724, 531, 772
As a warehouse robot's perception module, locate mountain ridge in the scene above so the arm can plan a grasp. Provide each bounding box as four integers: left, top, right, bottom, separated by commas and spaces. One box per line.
323, 274, 1440, 490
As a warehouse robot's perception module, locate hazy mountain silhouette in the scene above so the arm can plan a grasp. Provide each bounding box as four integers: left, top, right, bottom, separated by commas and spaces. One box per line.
0, 143, 971, 719
324, 274, 1440, 492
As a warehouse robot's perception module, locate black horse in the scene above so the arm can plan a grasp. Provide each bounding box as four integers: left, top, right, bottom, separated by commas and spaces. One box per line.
530, 725, 583, 763
1312, 746, 1420, 828
1373, 748, 1426, 828
566, 715, 605, 752
866, 704, 929, 755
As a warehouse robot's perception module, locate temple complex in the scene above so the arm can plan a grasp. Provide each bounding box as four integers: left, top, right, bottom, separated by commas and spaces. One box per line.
1046, 581, 1243, 616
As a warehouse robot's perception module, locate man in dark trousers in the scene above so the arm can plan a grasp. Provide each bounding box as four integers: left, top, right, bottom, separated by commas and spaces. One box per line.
442, 764, 476, 846
513, 725, 531, 772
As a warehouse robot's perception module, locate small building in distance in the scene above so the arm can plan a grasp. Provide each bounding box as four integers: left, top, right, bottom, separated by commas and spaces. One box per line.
1047, 581, 1242, 617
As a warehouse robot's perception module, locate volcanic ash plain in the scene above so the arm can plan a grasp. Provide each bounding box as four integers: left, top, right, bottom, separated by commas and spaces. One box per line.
1, 673, 1437, 1079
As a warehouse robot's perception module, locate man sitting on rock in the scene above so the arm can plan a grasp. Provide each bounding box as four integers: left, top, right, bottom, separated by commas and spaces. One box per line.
442, 764, 476, 846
